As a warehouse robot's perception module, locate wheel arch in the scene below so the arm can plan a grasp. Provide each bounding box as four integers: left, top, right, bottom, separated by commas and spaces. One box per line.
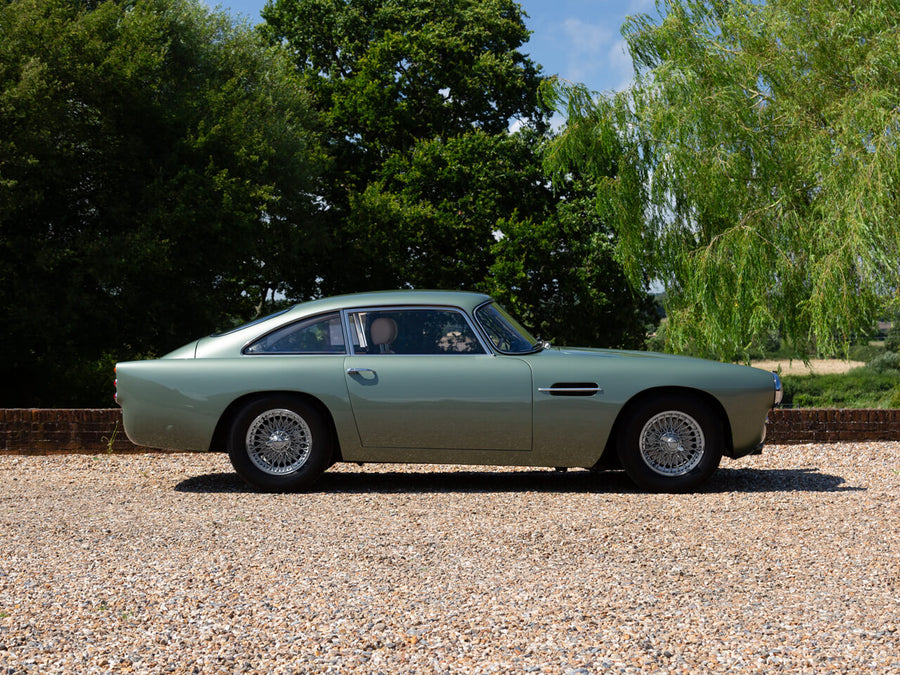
599, 386, 734, 466
209, 391, 343, 464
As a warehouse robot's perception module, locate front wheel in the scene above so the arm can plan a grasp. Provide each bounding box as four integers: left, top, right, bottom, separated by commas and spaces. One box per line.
617, 395, 722, 492
227, 397, 332, 492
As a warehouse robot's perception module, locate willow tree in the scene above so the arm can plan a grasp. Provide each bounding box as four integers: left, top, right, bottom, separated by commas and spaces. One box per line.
546, 0, 900, 359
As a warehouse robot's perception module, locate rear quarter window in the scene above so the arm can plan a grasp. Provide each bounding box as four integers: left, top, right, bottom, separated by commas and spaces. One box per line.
244, 313, 346, 354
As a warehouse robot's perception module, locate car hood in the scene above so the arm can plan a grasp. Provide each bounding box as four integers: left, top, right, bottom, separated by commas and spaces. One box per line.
538, 346, 772, 377
548, 346, 698, 361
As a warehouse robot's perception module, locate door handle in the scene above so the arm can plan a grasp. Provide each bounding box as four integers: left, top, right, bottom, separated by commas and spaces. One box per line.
346, 367, 376, 375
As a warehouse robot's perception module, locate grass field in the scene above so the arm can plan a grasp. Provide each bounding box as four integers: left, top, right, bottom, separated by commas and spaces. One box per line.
751, 357, 900, 409
751, 359, 865, 376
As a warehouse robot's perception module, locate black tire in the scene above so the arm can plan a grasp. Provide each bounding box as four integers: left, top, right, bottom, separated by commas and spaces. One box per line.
227, 396, 332, 492
616, 394, 722, 492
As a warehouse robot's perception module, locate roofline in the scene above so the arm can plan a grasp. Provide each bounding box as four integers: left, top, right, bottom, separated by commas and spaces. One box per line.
291, 290, 494, 315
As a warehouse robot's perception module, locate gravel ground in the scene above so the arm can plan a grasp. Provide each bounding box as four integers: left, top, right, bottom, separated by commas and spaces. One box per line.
0, 444, 898, 674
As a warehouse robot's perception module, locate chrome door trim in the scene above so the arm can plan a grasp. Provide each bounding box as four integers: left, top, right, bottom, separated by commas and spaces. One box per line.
340, 305, 492, 356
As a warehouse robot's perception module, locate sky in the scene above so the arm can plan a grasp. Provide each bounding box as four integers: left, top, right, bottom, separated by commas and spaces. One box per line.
213, 0, 657, 96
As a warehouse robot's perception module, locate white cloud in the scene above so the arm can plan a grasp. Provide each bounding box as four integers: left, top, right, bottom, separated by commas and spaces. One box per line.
607, 38, 636, 92
559, 18, 614, 86
554, 17, 635, 93
561, 17, 614, 55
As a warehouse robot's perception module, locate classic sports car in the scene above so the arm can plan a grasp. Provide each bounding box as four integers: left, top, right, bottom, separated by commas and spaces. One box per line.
115, 290, 782, 492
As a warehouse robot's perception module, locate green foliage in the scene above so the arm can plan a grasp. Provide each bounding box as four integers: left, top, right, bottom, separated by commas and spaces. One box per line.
866, 350, 900, 374
261, 0, 546, 154
782, 368, 900, 409
0, 0, 322, 405
777, 339, 900, 408
545, 0, 900, 361
261, 0, 550, 296
885, 322, 900, 353
343, 129, 548, 290
645, 321, 667, 353
848, 342, 885, 363
262, 0, 658, 347
485, 176, 657, 349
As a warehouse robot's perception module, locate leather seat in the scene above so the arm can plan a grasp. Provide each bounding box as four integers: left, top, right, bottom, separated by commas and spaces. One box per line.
370, 317, 398, 353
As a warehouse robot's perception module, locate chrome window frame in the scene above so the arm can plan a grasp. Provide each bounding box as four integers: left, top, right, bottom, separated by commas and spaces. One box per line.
240, 311, 349, 356
341, 305, 492, 356
472, 300, 542, 355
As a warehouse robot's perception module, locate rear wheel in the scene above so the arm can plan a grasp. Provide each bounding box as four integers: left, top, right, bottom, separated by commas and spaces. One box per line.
227, 397, 332, 492
617, 394, 722, 492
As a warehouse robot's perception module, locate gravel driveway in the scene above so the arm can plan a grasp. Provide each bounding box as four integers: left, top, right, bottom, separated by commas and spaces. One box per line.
1, 443, 898, 674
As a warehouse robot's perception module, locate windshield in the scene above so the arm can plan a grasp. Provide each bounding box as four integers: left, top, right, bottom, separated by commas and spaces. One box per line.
474, 302, 541, 354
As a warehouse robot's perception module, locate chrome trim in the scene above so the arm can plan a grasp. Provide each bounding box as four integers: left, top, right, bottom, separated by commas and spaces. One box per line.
240, 310, 348, 356
342, 309, 367, 352
341, 305, 492, 356
639, 410, 706, 476
538, 387, 602, 393
472, 299, 542, 356
346, 367, 376, 375
772, 371, 783, 406
341, 309, 354, 355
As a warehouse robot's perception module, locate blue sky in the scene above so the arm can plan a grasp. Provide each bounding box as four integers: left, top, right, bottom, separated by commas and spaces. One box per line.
214, 0, 656, 95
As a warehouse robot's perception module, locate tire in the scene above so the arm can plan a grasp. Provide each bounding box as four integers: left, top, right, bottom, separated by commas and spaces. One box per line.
616, 394, 722, 492
227, 396, 332, 492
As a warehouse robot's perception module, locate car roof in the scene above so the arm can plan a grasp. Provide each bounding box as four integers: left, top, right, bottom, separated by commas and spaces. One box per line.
176, 290, 497, 359
290, 290, 494, 315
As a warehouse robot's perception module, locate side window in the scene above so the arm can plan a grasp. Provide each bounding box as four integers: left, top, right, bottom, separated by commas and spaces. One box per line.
347, 309, 486, 355
244, 313, 345, 354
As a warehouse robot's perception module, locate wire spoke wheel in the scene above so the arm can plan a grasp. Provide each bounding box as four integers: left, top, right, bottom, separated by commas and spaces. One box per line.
245, 408, 312, 475
228, 397, 334, 492
617, 395, 722, 492
638, 410, 705, 476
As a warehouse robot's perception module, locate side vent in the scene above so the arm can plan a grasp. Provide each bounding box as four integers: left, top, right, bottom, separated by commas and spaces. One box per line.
538, 382, 602, 397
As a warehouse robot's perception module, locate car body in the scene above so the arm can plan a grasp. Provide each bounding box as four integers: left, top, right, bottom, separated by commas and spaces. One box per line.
115, 290, 782, 492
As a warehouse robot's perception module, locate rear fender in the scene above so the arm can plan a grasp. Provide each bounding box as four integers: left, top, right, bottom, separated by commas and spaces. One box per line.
209, 391, 343, 464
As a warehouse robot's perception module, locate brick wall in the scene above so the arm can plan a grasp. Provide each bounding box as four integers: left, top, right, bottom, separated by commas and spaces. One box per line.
765, 408, 900, 444
0, 409, 153, 455
2, 408, 900, 455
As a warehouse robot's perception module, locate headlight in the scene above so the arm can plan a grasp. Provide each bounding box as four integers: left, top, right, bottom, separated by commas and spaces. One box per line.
772, 371, 783, 406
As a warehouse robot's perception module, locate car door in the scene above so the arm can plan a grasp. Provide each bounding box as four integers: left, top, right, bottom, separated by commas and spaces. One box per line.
342, 307, 532, 450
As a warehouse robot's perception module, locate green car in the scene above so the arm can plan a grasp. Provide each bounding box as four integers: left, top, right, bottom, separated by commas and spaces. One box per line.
115, 290, 782, 492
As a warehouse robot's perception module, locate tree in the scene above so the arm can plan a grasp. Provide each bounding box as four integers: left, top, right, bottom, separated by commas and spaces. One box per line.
260, 0, 549, 293
486, 178, 657, 349
261, 0, 545, 151
545, 0, 900, 360
0, 0, 322, 405
348, 127, 657, 347
261, 0, 657, 345
345, 129, 546, 290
